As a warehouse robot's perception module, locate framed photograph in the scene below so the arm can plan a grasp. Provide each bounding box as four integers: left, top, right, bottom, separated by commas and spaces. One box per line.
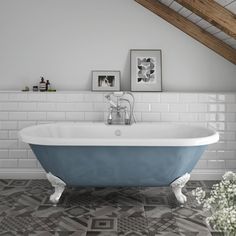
92, 70, 121, 91
130, 49, 162, 92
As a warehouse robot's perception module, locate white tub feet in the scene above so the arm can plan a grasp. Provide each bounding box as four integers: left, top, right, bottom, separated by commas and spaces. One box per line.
46, 172, 66, 205
171, 173, 190, 204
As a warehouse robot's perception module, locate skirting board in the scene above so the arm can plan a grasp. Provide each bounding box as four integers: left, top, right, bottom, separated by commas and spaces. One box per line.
0, 168, 226, 180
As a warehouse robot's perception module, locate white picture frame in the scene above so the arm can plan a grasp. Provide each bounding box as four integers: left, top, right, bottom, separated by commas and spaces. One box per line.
92, 70, 121, 91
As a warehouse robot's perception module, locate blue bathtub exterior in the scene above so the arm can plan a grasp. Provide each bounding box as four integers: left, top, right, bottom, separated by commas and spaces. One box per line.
31, 145, 206, 187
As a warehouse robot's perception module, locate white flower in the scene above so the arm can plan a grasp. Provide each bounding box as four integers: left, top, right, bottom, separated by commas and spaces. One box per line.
223, 171, 236, 181
193, 171, 236, 234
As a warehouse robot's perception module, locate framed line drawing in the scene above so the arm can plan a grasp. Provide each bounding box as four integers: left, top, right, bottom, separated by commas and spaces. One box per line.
130, 49, 162, 92
92, 70, 121, 91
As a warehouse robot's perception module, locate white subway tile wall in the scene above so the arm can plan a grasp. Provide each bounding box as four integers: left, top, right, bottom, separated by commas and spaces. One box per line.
0, 91, 235, 179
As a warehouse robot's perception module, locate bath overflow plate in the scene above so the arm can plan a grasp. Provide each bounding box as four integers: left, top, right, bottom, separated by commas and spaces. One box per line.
115, 129, 121, 136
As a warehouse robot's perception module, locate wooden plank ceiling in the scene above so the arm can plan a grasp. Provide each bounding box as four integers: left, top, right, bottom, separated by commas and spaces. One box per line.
135, 0, 236, 64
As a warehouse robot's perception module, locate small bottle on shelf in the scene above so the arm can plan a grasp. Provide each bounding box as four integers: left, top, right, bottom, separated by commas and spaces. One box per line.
46, 80, 51, 91
39, 77, 46, 92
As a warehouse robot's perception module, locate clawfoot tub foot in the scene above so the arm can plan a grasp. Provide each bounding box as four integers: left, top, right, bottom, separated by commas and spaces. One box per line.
46, 172, 66, 205
170, 173, 190, 204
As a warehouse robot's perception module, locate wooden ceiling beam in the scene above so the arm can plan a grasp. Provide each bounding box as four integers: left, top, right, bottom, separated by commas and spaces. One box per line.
175, 0, 236, 39
135, 0, 236, 64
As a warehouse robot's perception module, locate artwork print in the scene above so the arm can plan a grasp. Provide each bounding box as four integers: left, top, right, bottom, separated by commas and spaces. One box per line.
136, 57, 157, 84
98, 75, 115, 87
92, 71, 120, 91
131, 50, 162, 91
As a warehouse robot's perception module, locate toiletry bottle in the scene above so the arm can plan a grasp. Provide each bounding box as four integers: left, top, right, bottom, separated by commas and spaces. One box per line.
39, 77, 46, 92
46, 80, 51, 91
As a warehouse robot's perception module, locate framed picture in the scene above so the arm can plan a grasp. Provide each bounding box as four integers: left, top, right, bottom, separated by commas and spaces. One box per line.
92, 70, 121, 91
130, 49, 162, 92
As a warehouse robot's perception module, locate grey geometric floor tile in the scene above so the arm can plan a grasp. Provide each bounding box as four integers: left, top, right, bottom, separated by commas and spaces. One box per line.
118, 217, 148, 233
0, 232, 24, 236
144, 205, 172, 218
202, 181, 219, 189
0, 231, 87, 236
0, 180, 11, 187
86, 231, 117, 236
172, 207, 199, 219
28, 180, 52, 189
31, 205, 67, 218
147, 217, 179, 234
143, 195, 169, 206
59, 193, 103, 207
0, 204, 37, 217
8, 180, 30, 188
175, 217, 209, 233
185, 181, 203, 190
91, 206, 145, 218
105, 193, 143, 206
150, 232, 180, 236
16, 193, 47, 207
64, 206, 93, 218
117, 187, 141, 196
139, 187, 172, 196
0, 187, 25, 197
179, 231, 212, 236
88, 218, 117, 231
57, 217, 90, 231
118, 231, 149, 236
0, 217, 59, 232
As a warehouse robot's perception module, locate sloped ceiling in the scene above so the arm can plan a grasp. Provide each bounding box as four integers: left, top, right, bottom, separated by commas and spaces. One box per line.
135, 0, 236, 64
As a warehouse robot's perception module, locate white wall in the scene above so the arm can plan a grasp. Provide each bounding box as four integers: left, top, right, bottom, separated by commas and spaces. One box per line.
0, 0, 235, 91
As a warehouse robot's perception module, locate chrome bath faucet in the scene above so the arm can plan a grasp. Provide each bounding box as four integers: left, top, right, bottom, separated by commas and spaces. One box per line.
105, 92, 135, 125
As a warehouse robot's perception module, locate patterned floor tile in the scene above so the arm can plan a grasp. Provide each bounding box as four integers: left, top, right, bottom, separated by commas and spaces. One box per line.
0, 231, 87, 236
175, 217, 209, 233
147, 217, 179, 234
0, 180, 11, 187
143, 195, 169, 206
172, 207, 199, 219
90, 206, 145, 218
88, 218, 117, 231
0, 232, 24, 236
118, 231, 149, 236
202, 181, 219, 189
64, 206, 93, 218
0, 217, 59, 232
31, 205, 67, 218
140, 187, 172, 196
0, 204, 37, 217
57, 217, 90, 231
105, 193, 143, 206
8, 180, 30, 188
179, 231, 212, 236
86, 231, 117, 236
59, 193, 103, 207
118, 217, 148, 233
144, 205, 172, 218
0, 187, 25, 197
185, 181, 203, 190
28, 180, 52, 190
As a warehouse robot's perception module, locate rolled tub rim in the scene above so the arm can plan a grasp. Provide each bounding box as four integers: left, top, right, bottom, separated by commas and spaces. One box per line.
18, 122, 219, 147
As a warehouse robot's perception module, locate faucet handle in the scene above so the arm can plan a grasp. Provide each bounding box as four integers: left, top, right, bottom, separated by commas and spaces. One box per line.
107, 107, 113, 125
124, 108, 130, 125
105, 94, 117, 107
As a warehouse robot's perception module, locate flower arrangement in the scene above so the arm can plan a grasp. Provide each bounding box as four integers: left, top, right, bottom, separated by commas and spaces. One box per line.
192, 171, 236, 235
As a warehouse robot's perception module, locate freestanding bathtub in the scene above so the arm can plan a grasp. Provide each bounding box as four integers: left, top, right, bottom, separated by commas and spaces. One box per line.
19, 122, 219, 204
